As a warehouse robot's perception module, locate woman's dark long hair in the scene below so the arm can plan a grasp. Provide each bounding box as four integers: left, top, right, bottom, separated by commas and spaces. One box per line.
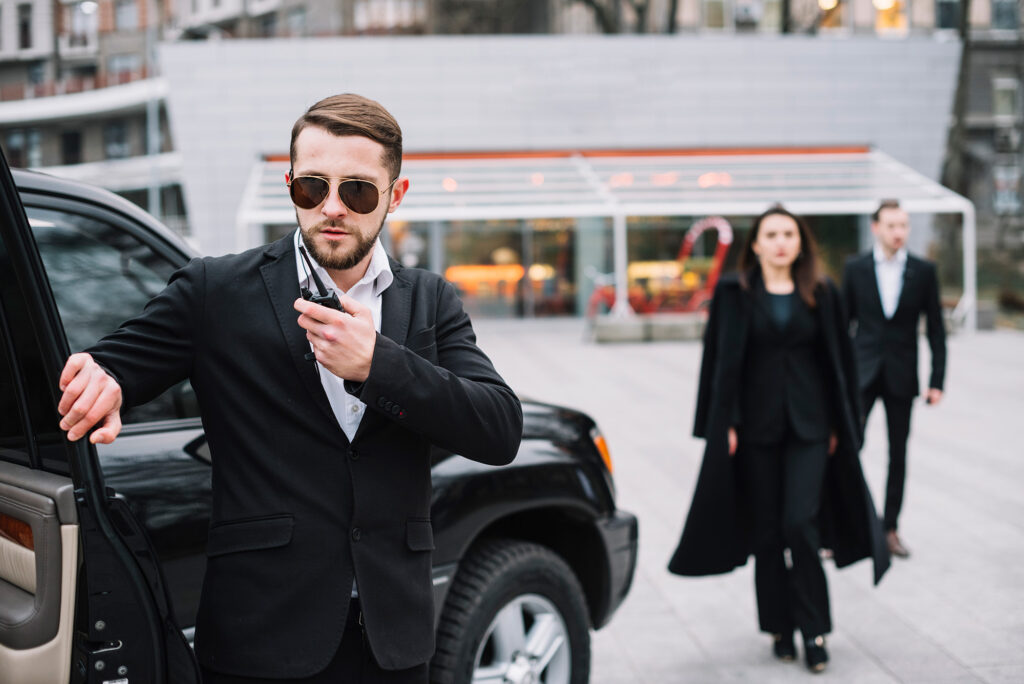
739, 205, 824, 308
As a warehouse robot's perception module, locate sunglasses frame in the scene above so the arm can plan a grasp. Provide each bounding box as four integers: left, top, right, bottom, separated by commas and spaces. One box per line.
286, 170, 399, 214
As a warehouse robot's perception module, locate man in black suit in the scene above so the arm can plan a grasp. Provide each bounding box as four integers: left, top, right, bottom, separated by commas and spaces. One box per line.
842, 199, 946, 560
55, 93, 523, 683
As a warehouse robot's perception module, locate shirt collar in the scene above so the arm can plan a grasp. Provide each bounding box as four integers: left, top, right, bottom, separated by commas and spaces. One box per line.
873, 244, 907, 266
294, 229, 394, 297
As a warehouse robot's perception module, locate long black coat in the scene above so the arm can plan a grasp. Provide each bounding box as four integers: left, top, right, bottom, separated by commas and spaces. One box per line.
668, 273, 889, 584
88, 234, 523, 678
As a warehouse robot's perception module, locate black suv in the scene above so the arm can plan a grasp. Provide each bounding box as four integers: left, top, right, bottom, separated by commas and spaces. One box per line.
0, 156, 637, 684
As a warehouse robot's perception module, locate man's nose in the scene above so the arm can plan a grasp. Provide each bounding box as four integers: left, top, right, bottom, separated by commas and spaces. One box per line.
321, 183, 348, 218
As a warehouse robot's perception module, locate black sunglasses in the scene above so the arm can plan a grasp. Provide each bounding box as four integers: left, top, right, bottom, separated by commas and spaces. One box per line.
287, 171, 398, 214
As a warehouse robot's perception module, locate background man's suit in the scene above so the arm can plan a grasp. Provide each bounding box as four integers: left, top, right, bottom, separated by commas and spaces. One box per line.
87, 233, 524, 679
842, 252, 946, 532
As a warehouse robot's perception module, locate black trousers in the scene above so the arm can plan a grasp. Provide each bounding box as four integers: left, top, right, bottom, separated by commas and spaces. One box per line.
862, 377, 914, 532
200, 599, 429, 684
738, 435, 831, 640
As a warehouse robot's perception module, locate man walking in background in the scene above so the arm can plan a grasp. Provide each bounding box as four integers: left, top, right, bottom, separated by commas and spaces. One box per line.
842, 199, 947, 560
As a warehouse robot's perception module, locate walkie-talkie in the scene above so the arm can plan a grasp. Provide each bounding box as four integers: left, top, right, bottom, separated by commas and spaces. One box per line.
298, 245, 344, 312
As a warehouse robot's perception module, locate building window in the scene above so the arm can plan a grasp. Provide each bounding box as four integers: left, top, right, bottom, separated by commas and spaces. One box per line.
934, 0, 959, 29
61, 131, 83, 165
107, 53, 142, 75
27, 62, 45, 84
287, 7, 307, 36
991, 0, 1020, 29
104, 121, 132, 159
26, 129, 41, 167
993, 77, 1020, 120
874, 0, 907, 33
18, 4, 32, 50
258, 12, 277, 37
354, 0, 428, 33
115, 0, 138, 30
5, 131, 26, 168
69, 1, 100, 46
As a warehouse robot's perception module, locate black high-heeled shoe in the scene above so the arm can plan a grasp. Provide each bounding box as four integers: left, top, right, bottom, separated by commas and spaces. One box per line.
772, 633, 796, 661
804, 635, 829, 673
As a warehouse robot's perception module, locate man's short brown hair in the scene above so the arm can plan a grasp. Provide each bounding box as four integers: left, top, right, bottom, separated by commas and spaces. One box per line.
872, 198, 901, 223
290, 94, 403, 181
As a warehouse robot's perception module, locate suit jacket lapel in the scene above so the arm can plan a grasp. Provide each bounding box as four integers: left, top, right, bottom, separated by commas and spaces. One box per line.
864, 254, 887, 320
259, 236, 342, 431
380, 259, 412, 347
893, 256, 917, 318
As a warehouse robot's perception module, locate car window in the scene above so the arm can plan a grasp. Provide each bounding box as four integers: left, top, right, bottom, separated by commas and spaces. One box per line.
26, 205, 199, 426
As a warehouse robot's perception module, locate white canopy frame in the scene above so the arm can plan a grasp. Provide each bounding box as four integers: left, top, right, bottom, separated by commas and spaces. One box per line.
238, 149, 977, 331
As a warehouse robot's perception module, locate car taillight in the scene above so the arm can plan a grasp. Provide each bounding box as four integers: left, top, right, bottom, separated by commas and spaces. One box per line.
590, 427, 613, 474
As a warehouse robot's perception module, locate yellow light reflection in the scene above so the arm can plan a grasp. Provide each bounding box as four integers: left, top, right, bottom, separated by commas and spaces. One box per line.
818, 0, 838, 10
442, 177, 458, 192
528, 263, 555, 281
651, 172, 680, 187
609, 173, 634, 188
872, 0, 896, 10
697, 172, 733, 188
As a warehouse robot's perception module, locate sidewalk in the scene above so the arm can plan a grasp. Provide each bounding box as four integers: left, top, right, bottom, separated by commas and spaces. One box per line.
472, 319, 1024, 684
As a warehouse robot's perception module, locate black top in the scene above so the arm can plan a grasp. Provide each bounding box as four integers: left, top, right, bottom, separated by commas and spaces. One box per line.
766, 291, 795, 329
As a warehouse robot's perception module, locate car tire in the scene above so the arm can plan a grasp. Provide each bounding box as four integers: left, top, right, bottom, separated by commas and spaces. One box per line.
431, 538, 591, 684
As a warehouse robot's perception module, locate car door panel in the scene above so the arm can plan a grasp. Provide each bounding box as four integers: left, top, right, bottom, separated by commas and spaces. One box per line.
0, 461, 79, 684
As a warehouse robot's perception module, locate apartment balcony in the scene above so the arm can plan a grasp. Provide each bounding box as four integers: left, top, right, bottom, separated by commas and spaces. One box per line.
37, 151, 183, 194
0, 76, 166, 126
58, 31, 100, 60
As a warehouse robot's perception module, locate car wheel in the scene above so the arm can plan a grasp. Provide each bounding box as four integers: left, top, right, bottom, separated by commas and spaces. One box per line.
431, 538, 591, 684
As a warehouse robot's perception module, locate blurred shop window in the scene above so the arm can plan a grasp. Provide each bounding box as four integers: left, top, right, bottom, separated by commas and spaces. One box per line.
18, 4, 31, 50
287, 7, 307, 36
733, 0, 780, 31
115, 0, 138, 31
107, 53, 142, 76
257, 12, 277, 37
25, 129, 41, 168
993, 77, 1020, 121
703, 0, 728, 29
935, 0, 959, 29
993, 165, 1022, 215
818, 0, 846, 30
61, 131, 83, 165
874, 0, 907, 33
388, 221, 428, 268
354, 0, 428, 34
104, 120, 132, 159
991, 0, 1020, 29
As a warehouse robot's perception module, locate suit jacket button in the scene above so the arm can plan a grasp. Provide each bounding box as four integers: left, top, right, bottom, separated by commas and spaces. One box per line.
349, 448, 359, 461
351, 528, 362, 542
384, 401, 394, 411
377, 397, 387, 408
391, 405, 401, 415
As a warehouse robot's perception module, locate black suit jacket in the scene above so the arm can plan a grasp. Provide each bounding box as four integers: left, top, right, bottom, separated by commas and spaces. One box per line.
842, 252, 946, 398
87, 234, 523, 678
738, 282, 834, 444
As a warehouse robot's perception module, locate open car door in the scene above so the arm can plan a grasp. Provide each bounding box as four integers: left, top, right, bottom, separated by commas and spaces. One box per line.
0, 151, 200, 683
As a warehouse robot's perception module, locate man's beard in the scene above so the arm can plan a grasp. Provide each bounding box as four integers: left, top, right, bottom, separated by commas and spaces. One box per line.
299, 215, 385, 272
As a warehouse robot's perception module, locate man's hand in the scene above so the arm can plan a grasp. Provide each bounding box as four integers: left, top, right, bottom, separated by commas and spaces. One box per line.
294, 295, 376, 382
57, 353, 123, 444
728, 427, 738, 456
925, 388, 943, 406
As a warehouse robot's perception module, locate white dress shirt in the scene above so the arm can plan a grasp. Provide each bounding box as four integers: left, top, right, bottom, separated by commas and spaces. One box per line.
293, 229, 393, 442
873, 244, 907, 319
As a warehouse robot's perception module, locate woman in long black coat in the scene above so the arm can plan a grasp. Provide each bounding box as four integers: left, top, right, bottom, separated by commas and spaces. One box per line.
668, 206, 889, 673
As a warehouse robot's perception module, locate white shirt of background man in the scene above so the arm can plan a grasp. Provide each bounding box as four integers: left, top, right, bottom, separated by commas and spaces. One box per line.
873, 243, 907, 320
293, 228, 393, 441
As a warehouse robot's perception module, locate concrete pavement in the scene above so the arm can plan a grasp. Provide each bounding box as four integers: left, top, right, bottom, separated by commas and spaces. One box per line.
472, 318, 1024, 684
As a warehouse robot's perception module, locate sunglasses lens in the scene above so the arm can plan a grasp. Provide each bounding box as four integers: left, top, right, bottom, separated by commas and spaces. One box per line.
339, 180, 380, 214
290, 177, 329, 209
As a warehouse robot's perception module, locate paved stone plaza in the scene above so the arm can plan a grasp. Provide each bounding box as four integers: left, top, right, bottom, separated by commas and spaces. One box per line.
473, 319, 1024, 684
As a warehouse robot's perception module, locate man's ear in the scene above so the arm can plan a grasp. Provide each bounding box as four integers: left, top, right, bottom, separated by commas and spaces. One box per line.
387, 178, 410, 213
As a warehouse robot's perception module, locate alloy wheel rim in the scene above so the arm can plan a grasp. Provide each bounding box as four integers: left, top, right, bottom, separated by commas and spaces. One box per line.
471, 593, 571, 684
